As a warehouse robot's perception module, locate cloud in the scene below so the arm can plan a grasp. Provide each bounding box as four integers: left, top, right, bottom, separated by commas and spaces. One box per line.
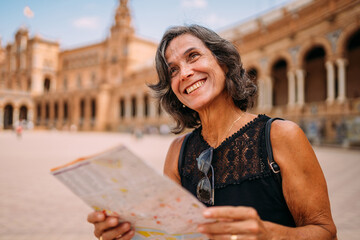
23, 6, 34, 18
181, 0, 208, 8
204, 13, 229, 28
73, 17, 100, 29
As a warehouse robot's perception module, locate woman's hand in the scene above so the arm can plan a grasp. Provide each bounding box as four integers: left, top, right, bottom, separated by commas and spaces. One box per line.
87, 211, 135, 240
197, 206, 270, 240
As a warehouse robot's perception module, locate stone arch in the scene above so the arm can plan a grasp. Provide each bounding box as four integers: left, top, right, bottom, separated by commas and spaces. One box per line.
63, 101, 69, 122
131, 96, 137, 118
245, 64, 261, 107
91, 98, 96, 120
45, 102, 50, 123
304, 46, 327, 103
19, 105, 28, 121
44, 77, 51, 93
143, 94, 149, 118
119, 97, 126, 119
344, 27, 360, 99
1, 98, 16, 108
336, 22, 360, 57
267, 51, 293, 73
4, 104, 14, 129
80, 98, 85, 126
270, 58, 289, 106
36, 102, 42, 125
16, 98, 33, 109
246, 65, 260, 83
297, 37, 333, 68
54, 102, 59, 121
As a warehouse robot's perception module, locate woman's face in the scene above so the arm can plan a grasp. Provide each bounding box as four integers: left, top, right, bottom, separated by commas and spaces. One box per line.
165, 33, 228, 111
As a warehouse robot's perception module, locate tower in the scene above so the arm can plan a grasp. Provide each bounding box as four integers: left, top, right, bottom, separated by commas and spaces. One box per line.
105, 0, 134, 85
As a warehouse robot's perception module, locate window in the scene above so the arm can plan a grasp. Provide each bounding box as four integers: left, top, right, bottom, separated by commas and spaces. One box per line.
44, 78, 51, 92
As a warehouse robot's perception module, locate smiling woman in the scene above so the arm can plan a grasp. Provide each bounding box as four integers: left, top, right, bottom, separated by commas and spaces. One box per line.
87, 24, 337, 240
150, 25, 257, 133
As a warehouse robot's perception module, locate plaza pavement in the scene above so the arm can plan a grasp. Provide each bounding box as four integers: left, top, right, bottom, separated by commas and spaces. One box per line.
0, 130, 359, 240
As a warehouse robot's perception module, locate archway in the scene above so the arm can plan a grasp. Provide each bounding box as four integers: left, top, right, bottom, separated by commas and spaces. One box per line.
247, 67, 259, 107
45, 103, 50, 123
63, 102, 68, 122
131, 97, 137, 118
44, 78, 51, 93
91, 99, 96, 126
119, 98, 125, 119
80, 99, 85, 125
19, 105, 28, 121
271, 59, 288, 106
54, 103, 59, 122
346, 29, 360, 98
304, 47, 327, 103
4, 105, 14, 129
144, 95, 149, 118
36, 103, 41, 125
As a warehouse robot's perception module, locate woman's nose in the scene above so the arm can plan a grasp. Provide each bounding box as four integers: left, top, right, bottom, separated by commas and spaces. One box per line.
180, 65, 194, 81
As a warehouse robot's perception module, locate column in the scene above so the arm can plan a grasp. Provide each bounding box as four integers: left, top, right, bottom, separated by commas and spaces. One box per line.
137, 93, 144, 119
51, 78, 56, 92
296, 69, 305, 106
325, 61, 335, 103
256, 79, 264, 109
96, 84, 110, 130
72, 96, 80, 127
28, 108, 34, 127
13, 107, 19, 126
336, 58, 347, 102
287, 71, 296, 106
149, 97, 157, 119
49, 101, 55, 128
58, 99, 64, 128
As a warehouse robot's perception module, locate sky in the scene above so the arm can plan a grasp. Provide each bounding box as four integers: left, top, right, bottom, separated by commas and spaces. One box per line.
0, 0, 293, 50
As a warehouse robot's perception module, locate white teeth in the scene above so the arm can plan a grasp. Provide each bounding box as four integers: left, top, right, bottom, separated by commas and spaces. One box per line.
186, 81, 205, 94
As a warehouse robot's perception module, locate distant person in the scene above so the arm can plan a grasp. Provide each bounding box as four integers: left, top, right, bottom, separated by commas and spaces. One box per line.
70, 124, 77, 132
87, 25, 337, 240
16, 124, 23, 138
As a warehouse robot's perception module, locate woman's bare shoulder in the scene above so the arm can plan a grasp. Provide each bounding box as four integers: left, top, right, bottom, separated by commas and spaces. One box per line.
163, 134, 188, 184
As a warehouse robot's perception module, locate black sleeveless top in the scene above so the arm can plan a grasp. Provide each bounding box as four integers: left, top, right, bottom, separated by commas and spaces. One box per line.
180, 114, 296, 227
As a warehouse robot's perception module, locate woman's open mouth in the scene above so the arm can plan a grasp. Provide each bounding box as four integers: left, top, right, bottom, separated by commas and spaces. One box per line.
185, 80, 206, 94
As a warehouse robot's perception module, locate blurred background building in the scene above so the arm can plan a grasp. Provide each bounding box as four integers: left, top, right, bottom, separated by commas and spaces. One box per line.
0, 0, 359, 147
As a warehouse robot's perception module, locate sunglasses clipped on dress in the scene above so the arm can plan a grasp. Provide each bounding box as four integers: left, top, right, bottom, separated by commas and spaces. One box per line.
196, 147, 215, 205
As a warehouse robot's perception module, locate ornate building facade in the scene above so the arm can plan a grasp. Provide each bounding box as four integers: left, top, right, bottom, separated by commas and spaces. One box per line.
0, 0, 359, 146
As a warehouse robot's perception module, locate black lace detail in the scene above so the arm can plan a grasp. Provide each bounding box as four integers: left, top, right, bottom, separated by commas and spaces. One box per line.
181, 114, 272, 189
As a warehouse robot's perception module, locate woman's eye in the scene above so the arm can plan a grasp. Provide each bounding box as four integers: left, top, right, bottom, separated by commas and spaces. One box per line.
169, 67, 178, 76
189, 52, 199, 60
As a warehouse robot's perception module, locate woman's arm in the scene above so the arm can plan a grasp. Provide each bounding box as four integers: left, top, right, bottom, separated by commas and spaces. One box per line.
163, 134, 187, 184
198, 120, 337, 240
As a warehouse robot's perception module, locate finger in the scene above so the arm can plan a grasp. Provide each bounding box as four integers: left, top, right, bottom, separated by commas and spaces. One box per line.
205, 233, 251, 240
94, 217, 120, 238
101, 222, 134, 240
87, 211, 106, 223
203, 206, 259, 220
198, 219, 259, 235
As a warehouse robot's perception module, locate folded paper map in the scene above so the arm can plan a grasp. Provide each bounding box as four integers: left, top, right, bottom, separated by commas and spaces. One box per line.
51, 145, 209, 240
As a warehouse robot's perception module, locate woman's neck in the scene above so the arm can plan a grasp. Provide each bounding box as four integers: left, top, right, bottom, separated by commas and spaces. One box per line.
198, 97, 245, 148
